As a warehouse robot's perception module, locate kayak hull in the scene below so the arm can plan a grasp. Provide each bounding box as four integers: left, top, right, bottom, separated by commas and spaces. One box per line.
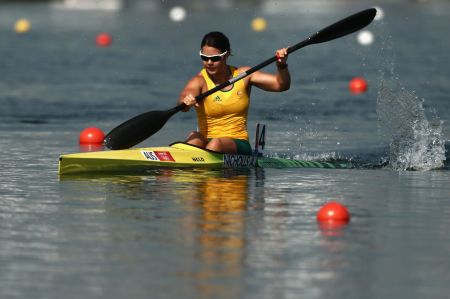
58, 142, 347, 175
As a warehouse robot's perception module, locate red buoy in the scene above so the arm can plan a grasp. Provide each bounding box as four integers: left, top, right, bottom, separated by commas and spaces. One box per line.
96, 33, 112, 47
316, 201, 350, 224
79, 127, 105, 145
349, 77, 368, 94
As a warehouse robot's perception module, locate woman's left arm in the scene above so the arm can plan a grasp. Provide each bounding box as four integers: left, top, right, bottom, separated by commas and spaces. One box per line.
247, 48, 291, 92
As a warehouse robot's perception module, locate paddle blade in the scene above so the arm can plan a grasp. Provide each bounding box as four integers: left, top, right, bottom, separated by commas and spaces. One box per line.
104, 107, 179, 150
307, 8, 376, 46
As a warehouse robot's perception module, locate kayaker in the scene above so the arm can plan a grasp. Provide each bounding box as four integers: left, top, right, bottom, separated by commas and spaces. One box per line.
178, 31, 290, 155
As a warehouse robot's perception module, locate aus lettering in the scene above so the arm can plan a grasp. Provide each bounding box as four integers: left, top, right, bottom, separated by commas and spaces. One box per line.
141, 151, 159, 161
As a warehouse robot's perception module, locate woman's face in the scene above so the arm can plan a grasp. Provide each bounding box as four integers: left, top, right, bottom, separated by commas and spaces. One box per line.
200, 46, 228, 75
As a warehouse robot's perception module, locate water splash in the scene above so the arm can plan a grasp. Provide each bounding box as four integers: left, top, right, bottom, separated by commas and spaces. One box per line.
270, 150, 340, 162
366, 18, 447, 171
377, 81, 445, 171
267, 148, 390, 170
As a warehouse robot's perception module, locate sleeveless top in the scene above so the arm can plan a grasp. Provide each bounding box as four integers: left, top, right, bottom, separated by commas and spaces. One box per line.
196, 66, 250, 141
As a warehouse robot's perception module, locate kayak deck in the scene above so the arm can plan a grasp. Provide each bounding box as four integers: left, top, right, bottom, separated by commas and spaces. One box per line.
58, 142, 349, 175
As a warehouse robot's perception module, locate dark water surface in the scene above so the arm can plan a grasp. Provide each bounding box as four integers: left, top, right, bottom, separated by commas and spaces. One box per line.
1, 1, 450, 298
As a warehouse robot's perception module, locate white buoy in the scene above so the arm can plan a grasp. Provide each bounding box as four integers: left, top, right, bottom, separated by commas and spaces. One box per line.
357, 30, 374, 46
374, 6, 384, 21
169, 6, 187, 22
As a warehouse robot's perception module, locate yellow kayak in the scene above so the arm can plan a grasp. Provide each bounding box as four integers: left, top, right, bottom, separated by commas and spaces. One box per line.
58, 142, 349, 175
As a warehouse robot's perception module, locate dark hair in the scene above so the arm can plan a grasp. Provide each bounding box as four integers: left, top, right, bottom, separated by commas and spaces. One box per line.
200, 31, 231, 53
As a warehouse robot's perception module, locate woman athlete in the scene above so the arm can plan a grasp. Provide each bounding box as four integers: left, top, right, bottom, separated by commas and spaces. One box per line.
178, 31, 290, 155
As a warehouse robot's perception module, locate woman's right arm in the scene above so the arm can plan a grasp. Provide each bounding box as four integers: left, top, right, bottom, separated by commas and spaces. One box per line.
178, 75, 204, 111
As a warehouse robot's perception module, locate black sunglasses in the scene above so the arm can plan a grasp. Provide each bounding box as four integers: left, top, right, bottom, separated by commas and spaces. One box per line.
199, 50, 228, 62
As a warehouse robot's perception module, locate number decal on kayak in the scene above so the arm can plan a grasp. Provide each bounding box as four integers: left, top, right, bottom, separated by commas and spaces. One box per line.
141, 151, 175, 162
223, 155, 257, 167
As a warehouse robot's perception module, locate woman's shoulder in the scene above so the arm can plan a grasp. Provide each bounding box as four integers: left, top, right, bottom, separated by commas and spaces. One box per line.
183, 71, 206, 90
192, 71, 206, 83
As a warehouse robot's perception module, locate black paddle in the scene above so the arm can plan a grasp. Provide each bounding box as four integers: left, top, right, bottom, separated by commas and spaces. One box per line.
104, 8, 377, 150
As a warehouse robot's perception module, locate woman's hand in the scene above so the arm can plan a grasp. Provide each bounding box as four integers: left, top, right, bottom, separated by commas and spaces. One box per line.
275, 48, 288, 68
182, 94, 199, 108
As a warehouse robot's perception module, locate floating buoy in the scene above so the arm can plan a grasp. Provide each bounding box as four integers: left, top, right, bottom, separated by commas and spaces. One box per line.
96, 33, 112, 47
357, 30, 374, 46
349, 77, 368, 94
316, 201, 350, 224
79, 127, 105, 145
169, 6, 187, 22
251, 17, 267, 32
15, 18, 31, 34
